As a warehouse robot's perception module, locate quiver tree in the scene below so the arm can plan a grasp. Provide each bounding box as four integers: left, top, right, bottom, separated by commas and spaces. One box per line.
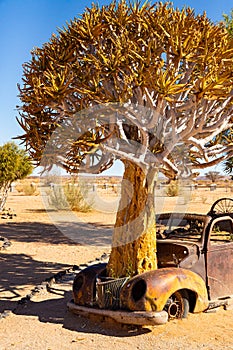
0, 142, 33, 210
205, 171, 222, 183
223, 9, 233, 37
17, 1, 233, 278
221, 9, 233, 174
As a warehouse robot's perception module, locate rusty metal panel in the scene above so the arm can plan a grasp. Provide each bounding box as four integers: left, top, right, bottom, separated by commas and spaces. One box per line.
73, 263, 107, 306
206, 216, 233, 299
157, 241, 206, 282
68, 300, 168, 326
120, 268, 208, 313
207, 243, 233, 299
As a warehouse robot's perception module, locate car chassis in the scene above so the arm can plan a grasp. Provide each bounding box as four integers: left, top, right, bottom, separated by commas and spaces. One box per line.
68, 198, 233, 326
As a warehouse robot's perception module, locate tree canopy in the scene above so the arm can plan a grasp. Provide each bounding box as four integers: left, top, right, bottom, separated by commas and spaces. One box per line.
17, 1, 233, 179
223, 9, 233, 37
221, 9, 233, 174
205, 171, 222, 183
0, 142, 33, 210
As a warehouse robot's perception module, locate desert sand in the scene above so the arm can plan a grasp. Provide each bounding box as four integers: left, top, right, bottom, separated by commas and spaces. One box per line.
0, 186, 233, 350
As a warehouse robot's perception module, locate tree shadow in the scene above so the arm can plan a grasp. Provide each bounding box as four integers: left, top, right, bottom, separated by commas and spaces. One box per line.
0, 221, 113, 246
0, 250, 150, 337
0, 218, 148, 336
0, 222, 78, 245
25, 208, 56, 213
0, 291, 150, 337
54, 221, 113, 246
0, 251, 71, 301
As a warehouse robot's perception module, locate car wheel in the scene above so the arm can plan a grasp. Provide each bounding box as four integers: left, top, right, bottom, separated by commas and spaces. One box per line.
208, 198, 233, 215
165, 290, 189, 320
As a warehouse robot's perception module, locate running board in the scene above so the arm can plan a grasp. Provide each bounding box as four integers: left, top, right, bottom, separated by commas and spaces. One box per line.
208, 296, 233, 311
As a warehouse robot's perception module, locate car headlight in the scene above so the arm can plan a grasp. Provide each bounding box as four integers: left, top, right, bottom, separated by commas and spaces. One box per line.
131, 279, 147, 302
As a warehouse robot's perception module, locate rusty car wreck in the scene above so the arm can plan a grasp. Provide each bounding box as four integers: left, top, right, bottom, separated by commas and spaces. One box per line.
68, 198, 233, 326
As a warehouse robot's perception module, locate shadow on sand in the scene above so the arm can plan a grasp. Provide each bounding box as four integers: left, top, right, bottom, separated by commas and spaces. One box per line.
0, 221, 149, 337
0, 289, 150, 336
0, 251, 149, 337
0, 220, 113, 246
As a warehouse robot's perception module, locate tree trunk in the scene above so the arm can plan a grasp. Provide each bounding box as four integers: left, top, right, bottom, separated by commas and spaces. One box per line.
107, 161, 157, 278
0, 182, 11, 211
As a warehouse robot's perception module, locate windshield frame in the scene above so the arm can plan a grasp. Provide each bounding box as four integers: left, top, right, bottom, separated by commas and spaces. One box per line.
156, 213, 211, 245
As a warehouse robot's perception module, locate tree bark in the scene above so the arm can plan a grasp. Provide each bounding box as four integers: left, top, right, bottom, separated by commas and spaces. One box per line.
107, 161, 157, 278
0, 182, 11, 211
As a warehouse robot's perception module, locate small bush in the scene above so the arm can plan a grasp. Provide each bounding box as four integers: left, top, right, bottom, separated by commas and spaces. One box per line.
48, 182, 92, 212
47, 186, 69, 210
15, 181, 38, 196
64, 182, 92, 212
166, 181, 179, 197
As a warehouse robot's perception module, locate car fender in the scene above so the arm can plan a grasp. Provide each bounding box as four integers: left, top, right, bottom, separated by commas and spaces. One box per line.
73, 263, 107, 306
120, 267, 209, 313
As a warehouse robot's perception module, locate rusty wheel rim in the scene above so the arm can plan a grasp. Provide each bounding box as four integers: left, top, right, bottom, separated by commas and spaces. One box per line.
211, 198, 233, 214
166, 292, 184, 319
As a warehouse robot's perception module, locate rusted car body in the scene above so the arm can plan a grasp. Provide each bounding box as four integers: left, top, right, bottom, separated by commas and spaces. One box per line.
68, 198, 233, 325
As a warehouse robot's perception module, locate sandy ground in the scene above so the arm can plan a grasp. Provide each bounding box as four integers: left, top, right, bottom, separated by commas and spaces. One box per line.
1, 187, 233, 350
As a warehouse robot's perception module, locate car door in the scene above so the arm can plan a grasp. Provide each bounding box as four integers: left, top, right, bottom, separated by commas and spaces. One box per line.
206, 216, 233, 300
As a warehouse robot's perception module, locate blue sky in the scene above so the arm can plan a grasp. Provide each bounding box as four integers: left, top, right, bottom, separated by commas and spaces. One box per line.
0, 0, 232, 175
